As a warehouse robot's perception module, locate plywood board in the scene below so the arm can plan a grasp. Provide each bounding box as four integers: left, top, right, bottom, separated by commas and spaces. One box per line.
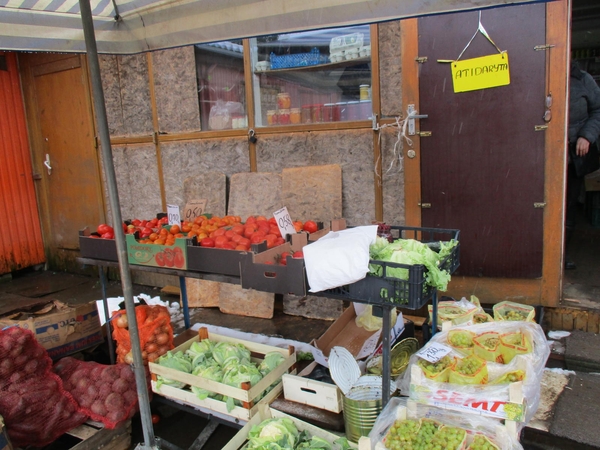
227, 172, 282, 218
281, 165, 342, 222
183, 172, 227, 217
186, 278, 220, 308
219, 283, 274, 319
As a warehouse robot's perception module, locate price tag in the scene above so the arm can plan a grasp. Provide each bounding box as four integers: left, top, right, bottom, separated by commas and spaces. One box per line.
183, 199, 208, 222
273, 206, 296, 237
166, 204, 181, 226
416, 342, 452, 363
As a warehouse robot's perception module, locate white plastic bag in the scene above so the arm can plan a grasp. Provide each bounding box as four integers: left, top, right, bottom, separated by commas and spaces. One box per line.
304, 225, 378, 293
369, 397, 523, 450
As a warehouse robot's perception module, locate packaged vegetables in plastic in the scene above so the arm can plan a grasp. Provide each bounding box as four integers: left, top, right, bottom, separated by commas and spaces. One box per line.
369, 397, 523, 450
397, 321, 550, 424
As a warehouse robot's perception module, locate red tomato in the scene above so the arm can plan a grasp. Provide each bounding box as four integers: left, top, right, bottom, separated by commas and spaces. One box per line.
303, 220, 318, 234
97, 224, 113, 235
280, 251, 290, 265
140, 227, 153, 238
293, 250, 304, 258
151, 414, 161, 424
200, 237, 215, 247
155, 252, 165, 267
214, 235, 229, 248
101, 231, 115, 239
293, 221, 303, 232
131, 219, 142, 227
250, 232, 266, 244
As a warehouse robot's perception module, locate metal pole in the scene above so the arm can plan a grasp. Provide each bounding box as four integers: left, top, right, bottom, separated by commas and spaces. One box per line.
381, 305, 391, 407
98, 266, 115, 365
78, 1, 156, 448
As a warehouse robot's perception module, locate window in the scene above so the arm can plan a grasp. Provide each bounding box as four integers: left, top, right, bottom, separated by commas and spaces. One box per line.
194, 40, 247, 131
250, 25, 372, 127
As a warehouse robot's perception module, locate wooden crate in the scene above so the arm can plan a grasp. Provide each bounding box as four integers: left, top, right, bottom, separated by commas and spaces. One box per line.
149, 327, 296, 422
223, 404, 356, 450
282, 361, 343, 414
13, 420, 132, 450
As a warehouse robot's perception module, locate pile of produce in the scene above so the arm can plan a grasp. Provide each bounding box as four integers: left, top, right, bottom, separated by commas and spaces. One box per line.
153, 338, 287, 412
53, 357, 139, 428
244, 416, 351, 449
0, 327, 87, 448
369, 398, 523, 450
369, 237, 458, 291
111, 304, 174, 364
88, 214, 321, 252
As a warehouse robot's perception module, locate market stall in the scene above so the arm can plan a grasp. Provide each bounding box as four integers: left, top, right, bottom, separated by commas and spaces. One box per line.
0, 0, 558, 449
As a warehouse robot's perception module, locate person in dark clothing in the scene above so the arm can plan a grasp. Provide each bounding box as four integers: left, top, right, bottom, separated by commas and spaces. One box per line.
566, 61, 600, 269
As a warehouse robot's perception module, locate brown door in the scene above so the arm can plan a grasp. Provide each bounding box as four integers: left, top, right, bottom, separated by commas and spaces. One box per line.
19, 53, 105, 273
417, 4, 546, 278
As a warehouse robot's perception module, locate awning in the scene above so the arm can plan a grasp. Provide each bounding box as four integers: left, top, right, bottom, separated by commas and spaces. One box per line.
1, 0, 552, 54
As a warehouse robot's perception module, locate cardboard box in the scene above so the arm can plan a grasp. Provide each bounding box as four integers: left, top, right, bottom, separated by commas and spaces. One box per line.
79, 227, 117, 261
240, 233, 308, 296
0, 298, 103, 360
307, 218, 347, 241
0, 416, 13, 450
126, 233, 188, 269
282, 361, 344, 413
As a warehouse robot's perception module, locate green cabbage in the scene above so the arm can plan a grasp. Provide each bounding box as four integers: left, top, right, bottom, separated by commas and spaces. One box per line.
258, 352, 285, 376
186, 339, 215, 360
191, 365, 224, 400
368, 237, 456, 291
155, 351, 192, 389
212, 341, 251, 366
247, 417, 299, 449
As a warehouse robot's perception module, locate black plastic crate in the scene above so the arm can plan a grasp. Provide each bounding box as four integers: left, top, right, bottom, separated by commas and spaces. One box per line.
320, 226, 460, 310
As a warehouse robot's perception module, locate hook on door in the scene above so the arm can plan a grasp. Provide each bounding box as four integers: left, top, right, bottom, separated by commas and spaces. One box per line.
44, 154, 52, 175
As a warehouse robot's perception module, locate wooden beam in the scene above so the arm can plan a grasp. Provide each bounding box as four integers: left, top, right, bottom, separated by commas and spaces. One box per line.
445, 276, 542, 306
147, 53, 167, 212
400, 19, 421, 227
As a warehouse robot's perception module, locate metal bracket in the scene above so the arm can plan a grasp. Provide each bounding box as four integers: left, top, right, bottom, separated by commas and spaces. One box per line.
415, 56, 428, 63
534, 202, 546, 208
418, 131, 432, 137
534, 44, 556, 51
534, 125, 548, 132
372, 113, 379, 131
418, 202, 432, 208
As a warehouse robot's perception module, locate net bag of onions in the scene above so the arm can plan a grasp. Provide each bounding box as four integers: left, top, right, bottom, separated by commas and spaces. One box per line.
0, 327, 87, 448
53, 357, 139, 429
111, 304, 174, 364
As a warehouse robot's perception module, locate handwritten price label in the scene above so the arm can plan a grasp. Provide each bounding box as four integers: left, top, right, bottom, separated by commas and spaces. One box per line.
183, 199, 208, 222
416, 342, 452, 363
166, 204, 181, 226
273, 206, 296, 238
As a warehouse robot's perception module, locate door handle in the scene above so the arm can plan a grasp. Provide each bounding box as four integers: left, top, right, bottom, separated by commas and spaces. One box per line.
407, 104, 428, 136
44, 154, 52, 175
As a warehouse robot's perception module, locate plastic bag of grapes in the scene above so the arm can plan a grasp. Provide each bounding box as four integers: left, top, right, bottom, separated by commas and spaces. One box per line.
417, 355, 454, 382
428, 301, 476, 328
448, 355, 488, 385
473, 332, 504, 363
447, 329, 476, 356
368, 397, 523, 450
499, 331, 532, 364
493, 301, 535, 322
473, 312, 495, 324
490, 369, 525, 385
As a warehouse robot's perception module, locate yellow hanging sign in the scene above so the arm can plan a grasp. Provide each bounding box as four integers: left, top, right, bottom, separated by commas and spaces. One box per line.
452, 52, 510, 93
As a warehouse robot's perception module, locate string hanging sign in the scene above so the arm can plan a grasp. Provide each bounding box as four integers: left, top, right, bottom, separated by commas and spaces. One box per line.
439, 12, 510, 93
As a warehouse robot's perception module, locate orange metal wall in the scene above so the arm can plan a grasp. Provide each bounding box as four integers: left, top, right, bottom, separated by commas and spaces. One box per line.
0, 52, 45, 273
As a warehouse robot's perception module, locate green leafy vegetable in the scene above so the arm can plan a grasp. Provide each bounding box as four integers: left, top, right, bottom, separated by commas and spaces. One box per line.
155, 351, 192, 389
259, 352, 286, 376
247, 417, 299, 449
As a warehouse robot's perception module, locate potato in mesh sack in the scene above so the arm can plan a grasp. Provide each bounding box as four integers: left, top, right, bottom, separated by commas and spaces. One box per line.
0, 327, 87, 448
53, 356, 140, 428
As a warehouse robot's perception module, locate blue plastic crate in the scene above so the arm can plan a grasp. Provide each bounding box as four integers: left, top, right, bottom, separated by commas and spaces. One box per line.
270, 48, 324, 69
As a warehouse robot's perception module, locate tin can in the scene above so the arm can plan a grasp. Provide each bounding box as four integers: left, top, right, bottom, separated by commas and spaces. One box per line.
301, 105, 312, 123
